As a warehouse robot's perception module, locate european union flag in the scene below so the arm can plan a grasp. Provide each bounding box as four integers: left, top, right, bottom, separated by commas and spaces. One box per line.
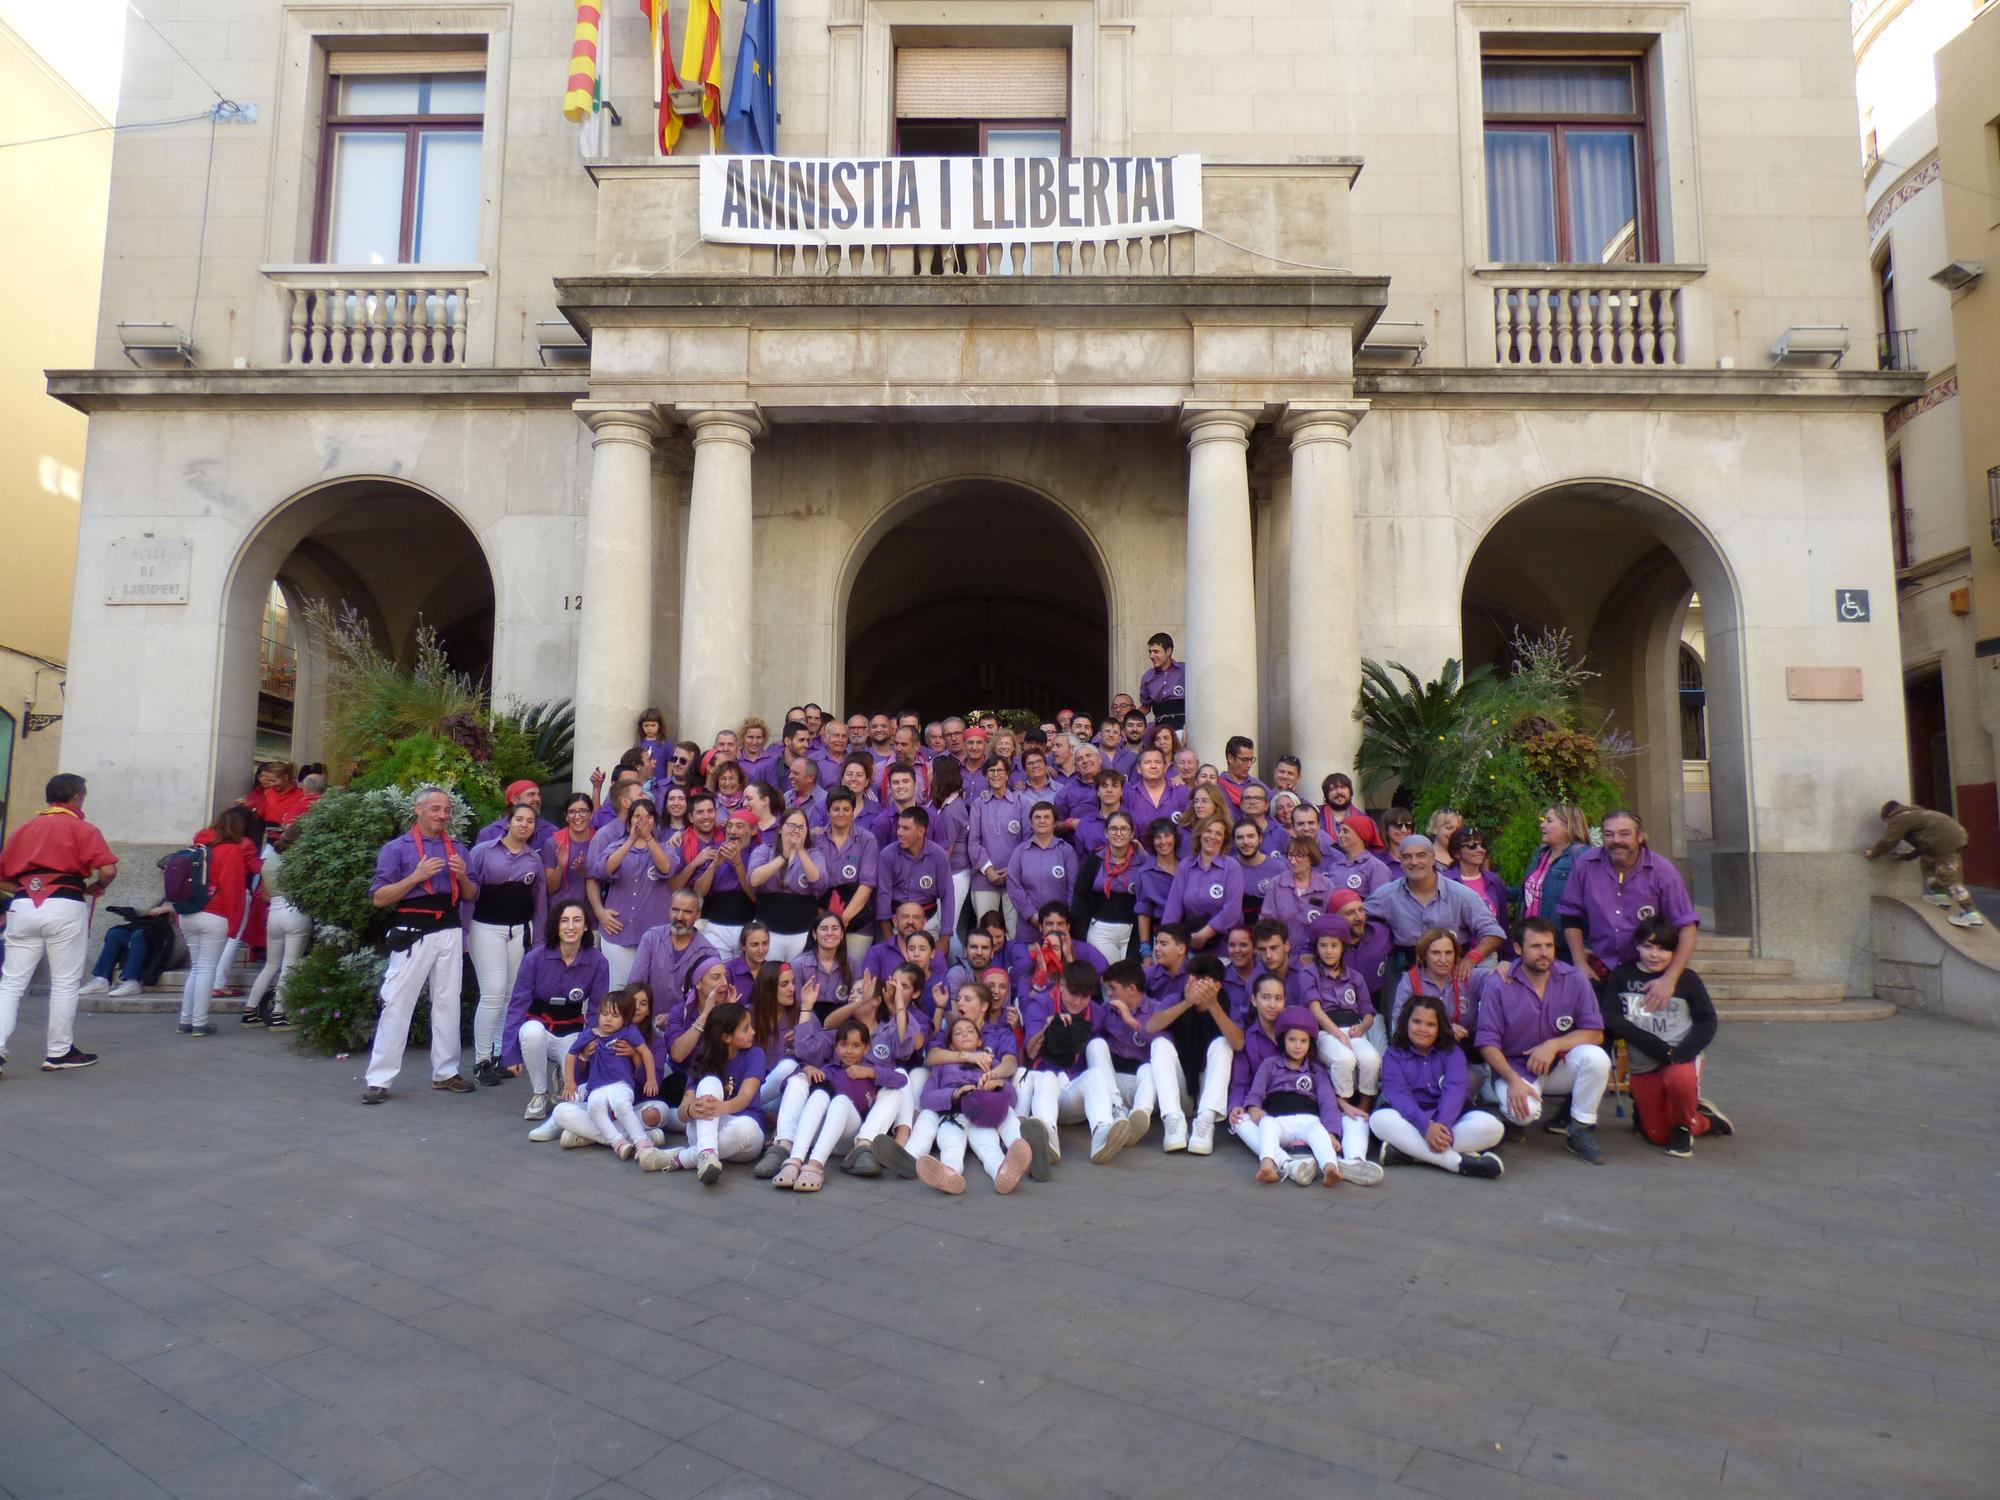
722, 0, 776, 155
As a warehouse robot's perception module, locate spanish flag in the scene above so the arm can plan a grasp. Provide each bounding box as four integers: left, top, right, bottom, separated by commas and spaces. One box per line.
640, 0, 684, 153
679, 0, 724, 149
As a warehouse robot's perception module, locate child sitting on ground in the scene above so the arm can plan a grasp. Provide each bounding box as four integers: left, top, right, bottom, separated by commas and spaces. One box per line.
772, 1017, 905, 1192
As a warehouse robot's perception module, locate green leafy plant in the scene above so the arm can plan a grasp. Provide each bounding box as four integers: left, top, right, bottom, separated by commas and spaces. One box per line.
1354, 657, 1501, 805
303, 601, 486, 777
501, 698, 576, 786
351, 736, 505, 830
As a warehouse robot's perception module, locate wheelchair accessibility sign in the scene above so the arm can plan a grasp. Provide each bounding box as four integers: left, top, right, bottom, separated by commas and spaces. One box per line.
1835, 589, 1870, 623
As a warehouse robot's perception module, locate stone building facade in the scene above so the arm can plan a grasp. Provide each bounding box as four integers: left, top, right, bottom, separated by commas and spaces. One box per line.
54, 1, 1921, 987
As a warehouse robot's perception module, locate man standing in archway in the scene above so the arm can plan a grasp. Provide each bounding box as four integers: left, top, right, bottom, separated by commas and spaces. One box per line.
1139, 633, 1185, 731
361, 787, 474, 1104
1559, 810, 1700, 1004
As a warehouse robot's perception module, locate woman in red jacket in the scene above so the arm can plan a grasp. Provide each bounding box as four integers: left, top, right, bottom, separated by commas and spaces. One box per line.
180, 808, 259, 1037
225, 762, 319, 996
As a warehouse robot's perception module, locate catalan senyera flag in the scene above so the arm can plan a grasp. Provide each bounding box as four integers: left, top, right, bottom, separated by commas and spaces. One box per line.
678, 0, 725, 149
640, 0, 684, 153
563, 3, 603, 123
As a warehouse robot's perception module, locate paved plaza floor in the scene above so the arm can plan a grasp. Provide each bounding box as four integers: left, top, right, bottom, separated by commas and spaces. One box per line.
0, 999, 1995, 1500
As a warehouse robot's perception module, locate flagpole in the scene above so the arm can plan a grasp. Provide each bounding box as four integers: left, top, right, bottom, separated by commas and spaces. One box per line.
650, 7, 664, 157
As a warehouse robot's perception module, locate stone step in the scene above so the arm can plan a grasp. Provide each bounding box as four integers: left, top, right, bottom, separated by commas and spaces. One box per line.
1688, 957, 1793, 978
1704, 979, 1847, 1004
1698, 935, 1752, 955
1709, 998, 1898, 1023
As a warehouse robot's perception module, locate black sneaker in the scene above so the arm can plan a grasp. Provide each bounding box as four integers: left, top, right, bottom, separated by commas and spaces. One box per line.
41, 1047, 99, 1071
869, 1135, 920, 1180
1500, 1118, 1528, 1146
1379, 1144, 1410, 1168
361, 1086, 390, 1105
1457, 1151, 1505, 1179
1540, 1100, 1574, 1135
267, 1012, 292, 1030
475, 1059, 502, 1087
176, 1023, 194, 1036
239, 1008, 265, 1027
1565, 1122, 1606, 1165
1665, 1125, 1694, 1158
189, 1025, 218, 1038
1696, 1100, 1734, 1137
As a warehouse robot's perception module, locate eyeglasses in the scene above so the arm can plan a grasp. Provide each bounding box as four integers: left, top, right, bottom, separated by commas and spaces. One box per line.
670, 755, 689, 766
1461, 840, 1485, 850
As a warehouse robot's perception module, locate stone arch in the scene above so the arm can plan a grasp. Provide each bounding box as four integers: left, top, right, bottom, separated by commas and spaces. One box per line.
834, 475, 1118, 720
215, 476, 498, 803
1459, 478, 1752, 934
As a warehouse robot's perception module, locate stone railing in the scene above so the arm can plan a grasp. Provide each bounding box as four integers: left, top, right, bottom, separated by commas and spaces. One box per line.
263, 267, 487, 366
588, 159, 1360, 281
1476, 266, 1701, 368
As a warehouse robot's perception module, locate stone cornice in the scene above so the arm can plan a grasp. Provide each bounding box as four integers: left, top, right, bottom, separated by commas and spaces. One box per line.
44, 367, 589, 413
1357, 367, 1925, 413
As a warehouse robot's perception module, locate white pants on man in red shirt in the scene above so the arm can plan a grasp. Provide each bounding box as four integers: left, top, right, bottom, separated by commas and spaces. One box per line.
0, 896, 89, 1061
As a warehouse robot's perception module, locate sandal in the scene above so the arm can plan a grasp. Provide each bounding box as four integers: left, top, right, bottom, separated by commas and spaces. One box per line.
794, 1162, 826, 1193
772, 1159, 802, 1189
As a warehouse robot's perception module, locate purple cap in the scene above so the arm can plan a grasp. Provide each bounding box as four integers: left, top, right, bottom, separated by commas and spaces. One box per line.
1275, 1006, 1318, 1040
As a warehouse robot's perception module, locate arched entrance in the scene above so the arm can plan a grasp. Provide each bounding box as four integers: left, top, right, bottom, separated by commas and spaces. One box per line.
218, 479, 495, 787
842, 479, 1111, 720
1460, 481, 1751, 934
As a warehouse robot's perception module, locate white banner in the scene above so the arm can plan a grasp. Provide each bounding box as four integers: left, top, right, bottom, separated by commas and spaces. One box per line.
698, 154, 1202, 247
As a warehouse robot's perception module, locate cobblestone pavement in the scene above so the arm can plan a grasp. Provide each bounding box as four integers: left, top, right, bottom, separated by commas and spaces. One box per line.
0, 1000, 1995, 1500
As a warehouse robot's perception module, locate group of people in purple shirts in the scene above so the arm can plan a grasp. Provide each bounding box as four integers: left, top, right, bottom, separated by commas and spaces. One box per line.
358, 630, 1737, 1189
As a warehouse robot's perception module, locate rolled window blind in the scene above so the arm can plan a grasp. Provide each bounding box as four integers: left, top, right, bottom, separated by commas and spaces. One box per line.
894, 47, 1068, 119
327, 50, 486, 75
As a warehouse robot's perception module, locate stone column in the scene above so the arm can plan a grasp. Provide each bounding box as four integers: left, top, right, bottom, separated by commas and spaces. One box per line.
677, 406, 764, 745
1179, 405, 1261, 759
573, 403, 665, 789
1283, 402, 1369, 780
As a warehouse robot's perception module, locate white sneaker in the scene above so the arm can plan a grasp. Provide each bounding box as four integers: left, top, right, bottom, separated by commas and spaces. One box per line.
1188, 1113, 1216, 1155
527, 1118, 562, 1142
559, 1130, 589, 1149
1090, 1117, 1132, 1164
78, 976, 110, 996
1948, 909, 1985, 928
1162, 1118, 1189, 1153
107, 981, 143, 999
637, 1147, 673, 1171
649, 1128, 667, 1147
524, 1093, 549, 1121
1124, 1105, 1152, 1143
1286, 1156, 1318, 1186
1924, 891, 1955, 907
696, 1149, 722, 1184
1339, 1157, 1386, 1187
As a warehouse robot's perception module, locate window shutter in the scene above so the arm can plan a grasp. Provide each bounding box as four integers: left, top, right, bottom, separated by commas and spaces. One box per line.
894, 48, 1068, 120
326, 50, 486, 76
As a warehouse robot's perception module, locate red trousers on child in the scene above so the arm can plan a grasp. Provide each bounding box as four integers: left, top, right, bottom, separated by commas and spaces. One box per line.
1628, 1059, 1711, 1146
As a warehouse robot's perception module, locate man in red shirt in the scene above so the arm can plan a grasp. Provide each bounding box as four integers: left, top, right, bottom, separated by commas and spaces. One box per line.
0, 774, 118, 1075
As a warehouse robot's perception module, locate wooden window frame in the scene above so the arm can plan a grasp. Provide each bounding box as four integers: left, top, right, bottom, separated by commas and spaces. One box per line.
311, 71, 483, 264
1482, 56, 1657, 264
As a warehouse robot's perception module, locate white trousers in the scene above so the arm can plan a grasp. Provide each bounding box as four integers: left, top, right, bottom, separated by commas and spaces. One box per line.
1108, 1061, 1159, 1119
1315, 1031, 1383, 1098
766, 930, 809, 964
1086, 920, 1133, 964
245, 897, 310, 1014
775, 1073, 899, 1147
1025, 1039, 1118, 1148
760, 1056, 798, 1109
467, 920, 527, 1064
518, 1021, 578, 1095
213, 897, 257, 992
1367, 1107, 1505, 1172
1490, 1044, 1612, 1128
673, 1074, 767, 1166
1148, 1035, 1233, 1127
602, 941, 636, 987
178, 910, 231, 1027
697, 920, 743, 961
0, 896, 88, 1059
909, 1103, 1021, 1159
950, 870, 972, 954
1257, 1113, 1337, 1169
548, 1081, 648, 1149
896, 1065, 929, 1130
938, 1118, 1008, 1179
969, 890, 1018, 940
364, 927, 464, 1089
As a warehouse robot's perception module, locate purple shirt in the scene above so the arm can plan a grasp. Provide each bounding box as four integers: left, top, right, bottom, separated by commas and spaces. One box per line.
474, 815, 559, 854
1558, 846, 1699, 967
920, 1060, 1012, 1115
369, 830, 462, 902
578, 1023, 648, 1094
1263, 873, 1337, 954
629, 926, 722, 1015
1004, 837, 1078, 932
1233, 853, 1282, 922
1227, 1019, 1288, 1112
1055, 780, 1101, 828
862, 939, 950, 990
1363, 875, 1505, 951
546, 829, 592, 913
931, 797, 973, 875
1245, 1054, 1342, 1129
1346, 917, 1393, 997
821, 1057, 907, 1114
1022, 998, 1106, 1078
790, 950, 857, 1014
813, 825, 880, 927
1378, 1043, 1470, 1131
1139, 659, 1185, 712
501, 944, 613, 1069
1134, 863, 1177, 923
586, 823, 683, 949
967, 790, 1029, 893
1297, 964, 1373, 1025
463, 838, 549, 935
1122, 780, 1189, 832
876, 838, 957, 932
1474, 959, 1605, 1073
1069, 804, 1127, 857
1163, 854, 1244, 937
1321, 847, 1388, 901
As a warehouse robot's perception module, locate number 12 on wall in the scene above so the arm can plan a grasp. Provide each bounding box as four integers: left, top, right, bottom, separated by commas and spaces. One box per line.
564, 595, 584, 611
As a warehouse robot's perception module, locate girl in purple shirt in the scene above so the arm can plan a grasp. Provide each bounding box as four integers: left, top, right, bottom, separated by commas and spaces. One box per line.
1242, 1009, 1366, 1188
907, 1015, 1034, 1196
546, 794, 597, 918
587, 797, 681, 986
1163, 817, 1244, 951
745, 948, 800, 1113
771, 1017, 907, 1193
1134, 818, 1180, 955
547, 987, 659, 1161
1368, 993, 1504, 1179
646, 1001, 766, 1182
1299, 918, 1382, 1108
